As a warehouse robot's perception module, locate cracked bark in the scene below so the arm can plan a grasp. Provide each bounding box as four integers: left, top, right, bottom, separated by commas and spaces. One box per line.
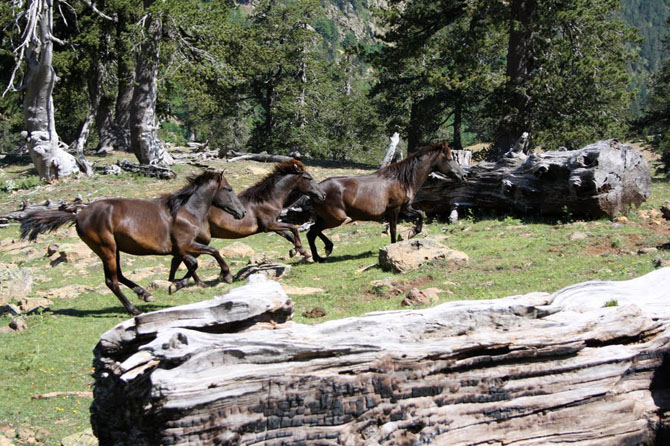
92, 269, 670, 445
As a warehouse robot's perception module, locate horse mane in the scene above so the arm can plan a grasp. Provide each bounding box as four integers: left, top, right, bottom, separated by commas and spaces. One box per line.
239, 159, 305, 203
379, 141, 451, 189
161, 170, 222, 216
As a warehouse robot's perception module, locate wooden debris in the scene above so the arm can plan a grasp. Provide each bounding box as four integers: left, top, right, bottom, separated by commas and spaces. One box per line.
116, 160, 176, 179
91, 269, 670, 445
414, 139, 651, 219
226, 150, 297, 163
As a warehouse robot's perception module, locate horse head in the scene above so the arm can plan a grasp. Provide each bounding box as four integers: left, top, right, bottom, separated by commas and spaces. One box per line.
288, 160, 326, 203
213, 172, 246, 219
433, 142, 467, 184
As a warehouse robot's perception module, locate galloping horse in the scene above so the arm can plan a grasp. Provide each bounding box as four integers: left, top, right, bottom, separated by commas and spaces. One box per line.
306, 141, 466, 262
20, 170, 245, 315
168, 160, 325, 290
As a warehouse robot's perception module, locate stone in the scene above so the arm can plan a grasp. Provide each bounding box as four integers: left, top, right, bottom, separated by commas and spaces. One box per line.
57, 243, 94, 262
302, 307, 327, 318
17, 298, 53, 314
9, 318, 27, 332
147, 280, 173, 291
378, 239, 468, 273
46, 244, 60, 257
0, 264, 33, 306
639, 247, 658, 255
0, 304, 20, 316
569, 232, 589, 241
282, 286, 325, 296
235, 263, 291, 281
220, 242, 255, 258
401, 288, 440, 306
0, 434, 12, 446
44, 285, 94, 300
60, 429, 97, 446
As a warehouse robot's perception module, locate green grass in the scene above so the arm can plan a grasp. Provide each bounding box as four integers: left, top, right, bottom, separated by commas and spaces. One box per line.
0, 150, 668, 444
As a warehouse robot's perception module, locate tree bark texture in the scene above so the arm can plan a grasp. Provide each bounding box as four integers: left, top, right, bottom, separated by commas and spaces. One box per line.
130, 6, 173, 165
91, 269, 670, 445
413, 139, 651, 219
22, 0, 82, 181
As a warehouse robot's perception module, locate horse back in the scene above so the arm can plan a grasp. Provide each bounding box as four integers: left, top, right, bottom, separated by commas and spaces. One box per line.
77, 199, 173, 255
317, 175, 403, 222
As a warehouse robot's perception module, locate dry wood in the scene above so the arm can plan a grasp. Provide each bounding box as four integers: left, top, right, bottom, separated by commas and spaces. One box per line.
116, 160, 176, 179
226, 151, 296, 163
414, 139, 651, 219
31, 391, 93, 400
92, 269, 670, 445
1, 197, 85, 221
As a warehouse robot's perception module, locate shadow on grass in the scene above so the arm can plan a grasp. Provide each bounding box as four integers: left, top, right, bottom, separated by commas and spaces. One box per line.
317, 250, 376, 263
49, 302, 176, 318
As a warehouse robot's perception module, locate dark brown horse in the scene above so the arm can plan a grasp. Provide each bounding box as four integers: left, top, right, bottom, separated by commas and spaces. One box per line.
20, 170, 245, 315
306, 142, 466, 262
168, 160, 325, 289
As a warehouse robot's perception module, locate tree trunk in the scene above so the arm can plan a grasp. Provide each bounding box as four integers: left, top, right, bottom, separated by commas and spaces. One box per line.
489, 0, 538, 160
22, 0, 83, 181
414, 139, 651, 219
452, 100, 463, 151
129, 4, 173, 165
91, 269, 670, 445
380, 132, 401, 168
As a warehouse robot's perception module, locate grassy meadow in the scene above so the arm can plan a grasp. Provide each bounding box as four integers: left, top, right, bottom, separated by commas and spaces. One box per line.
0, 148, 669, 444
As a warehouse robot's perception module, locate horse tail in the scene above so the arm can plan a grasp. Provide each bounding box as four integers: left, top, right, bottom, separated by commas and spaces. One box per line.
280, 195, 313, 225
20, 210, 77, 241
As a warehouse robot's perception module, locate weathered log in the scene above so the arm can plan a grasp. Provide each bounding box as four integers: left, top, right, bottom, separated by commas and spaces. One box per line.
116, 160, 176, 180
1, 197, 86, 221
91, 269, 670, 445
380, 132, 401, 168
226, 151, 297, 163
414, 139, 651, 219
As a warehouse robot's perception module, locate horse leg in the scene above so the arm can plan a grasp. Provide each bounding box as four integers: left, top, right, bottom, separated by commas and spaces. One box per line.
275, 230, 298, 258
170, 254, 201, 294
115, 250, 154, 302
99, 250, 142, 316
387, 208, 401, 243
307, 218, 332, 263
405, 204, 426, 237
266, 221, 312, 262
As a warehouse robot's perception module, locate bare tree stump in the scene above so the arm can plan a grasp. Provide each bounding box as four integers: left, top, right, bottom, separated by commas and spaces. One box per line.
91, 270, 670, 445
414, 139, 651, 219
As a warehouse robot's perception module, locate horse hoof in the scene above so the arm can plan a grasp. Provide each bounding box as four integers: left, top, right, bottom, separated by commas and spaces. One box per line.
168, 284, 177, 295
325, 248, 333, 257
220, 274, 233, 284
289, 249, 297, 258
142, 293, 155, 302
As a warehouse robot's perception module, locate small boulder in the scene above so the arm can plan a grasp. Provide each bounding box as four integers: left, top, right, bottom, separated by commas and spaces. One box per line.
569, 232, 589, 241
9, 318, 27, 332
17, 297, 53, 314
0, 263, 33, 306
302, 307, 327, 318
235, 263, 291, 281
282, 285, 324, 296
402, 288, 440, 307
147, 280, 173, 291
60, 429, 97, 446
379, 239, 468, 273
57, 243, 93, 262
220, 242, 255, 258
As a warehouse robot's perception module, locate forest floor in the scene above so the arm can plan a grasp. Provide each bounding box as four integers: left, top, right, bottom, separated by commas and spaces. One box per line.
0, 146, 668, 445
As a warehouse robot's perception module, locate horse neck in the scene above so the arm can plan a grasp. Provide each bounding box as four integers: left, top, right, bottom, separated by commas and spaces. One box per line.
183, 181, 218, 220
272, 174, 301, 206
407, 153, 436, 194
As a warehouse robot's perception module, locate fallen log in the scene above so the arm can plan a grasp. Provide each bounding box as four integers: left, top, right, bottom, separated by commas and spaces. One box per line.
116, 160, 177, 180
226, 150, 297, 163
414, 139, 651, 219
1, 196, 85, 221
91, 269, 670, 445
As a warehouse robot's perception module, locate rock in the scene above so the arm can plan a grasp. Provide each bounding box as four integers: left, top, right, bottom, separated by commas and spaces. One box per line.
0, 264, 33, 306
220, 242, 255, 258
44, 285, 94, 300
60, 429, 97, 446
569, 232, 589, 241
282, 285, 325, 296
402, 288, 440, 306
9, 318, 27, 332
639, 247, 658, 255
56, 243, 94, 262
17, 298, 52, 313
379, 239, 468, 273
0, 434, 12, 446
104, 164, 122, 175
248, 254, 274, 265
302, 307, 327, 318
46, 244, 60, 257
653, 259, 670, 268
235, 263, 291, 281
147, 280, 173, 291
614, 216, 628, 224
0, 304, 20, 316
